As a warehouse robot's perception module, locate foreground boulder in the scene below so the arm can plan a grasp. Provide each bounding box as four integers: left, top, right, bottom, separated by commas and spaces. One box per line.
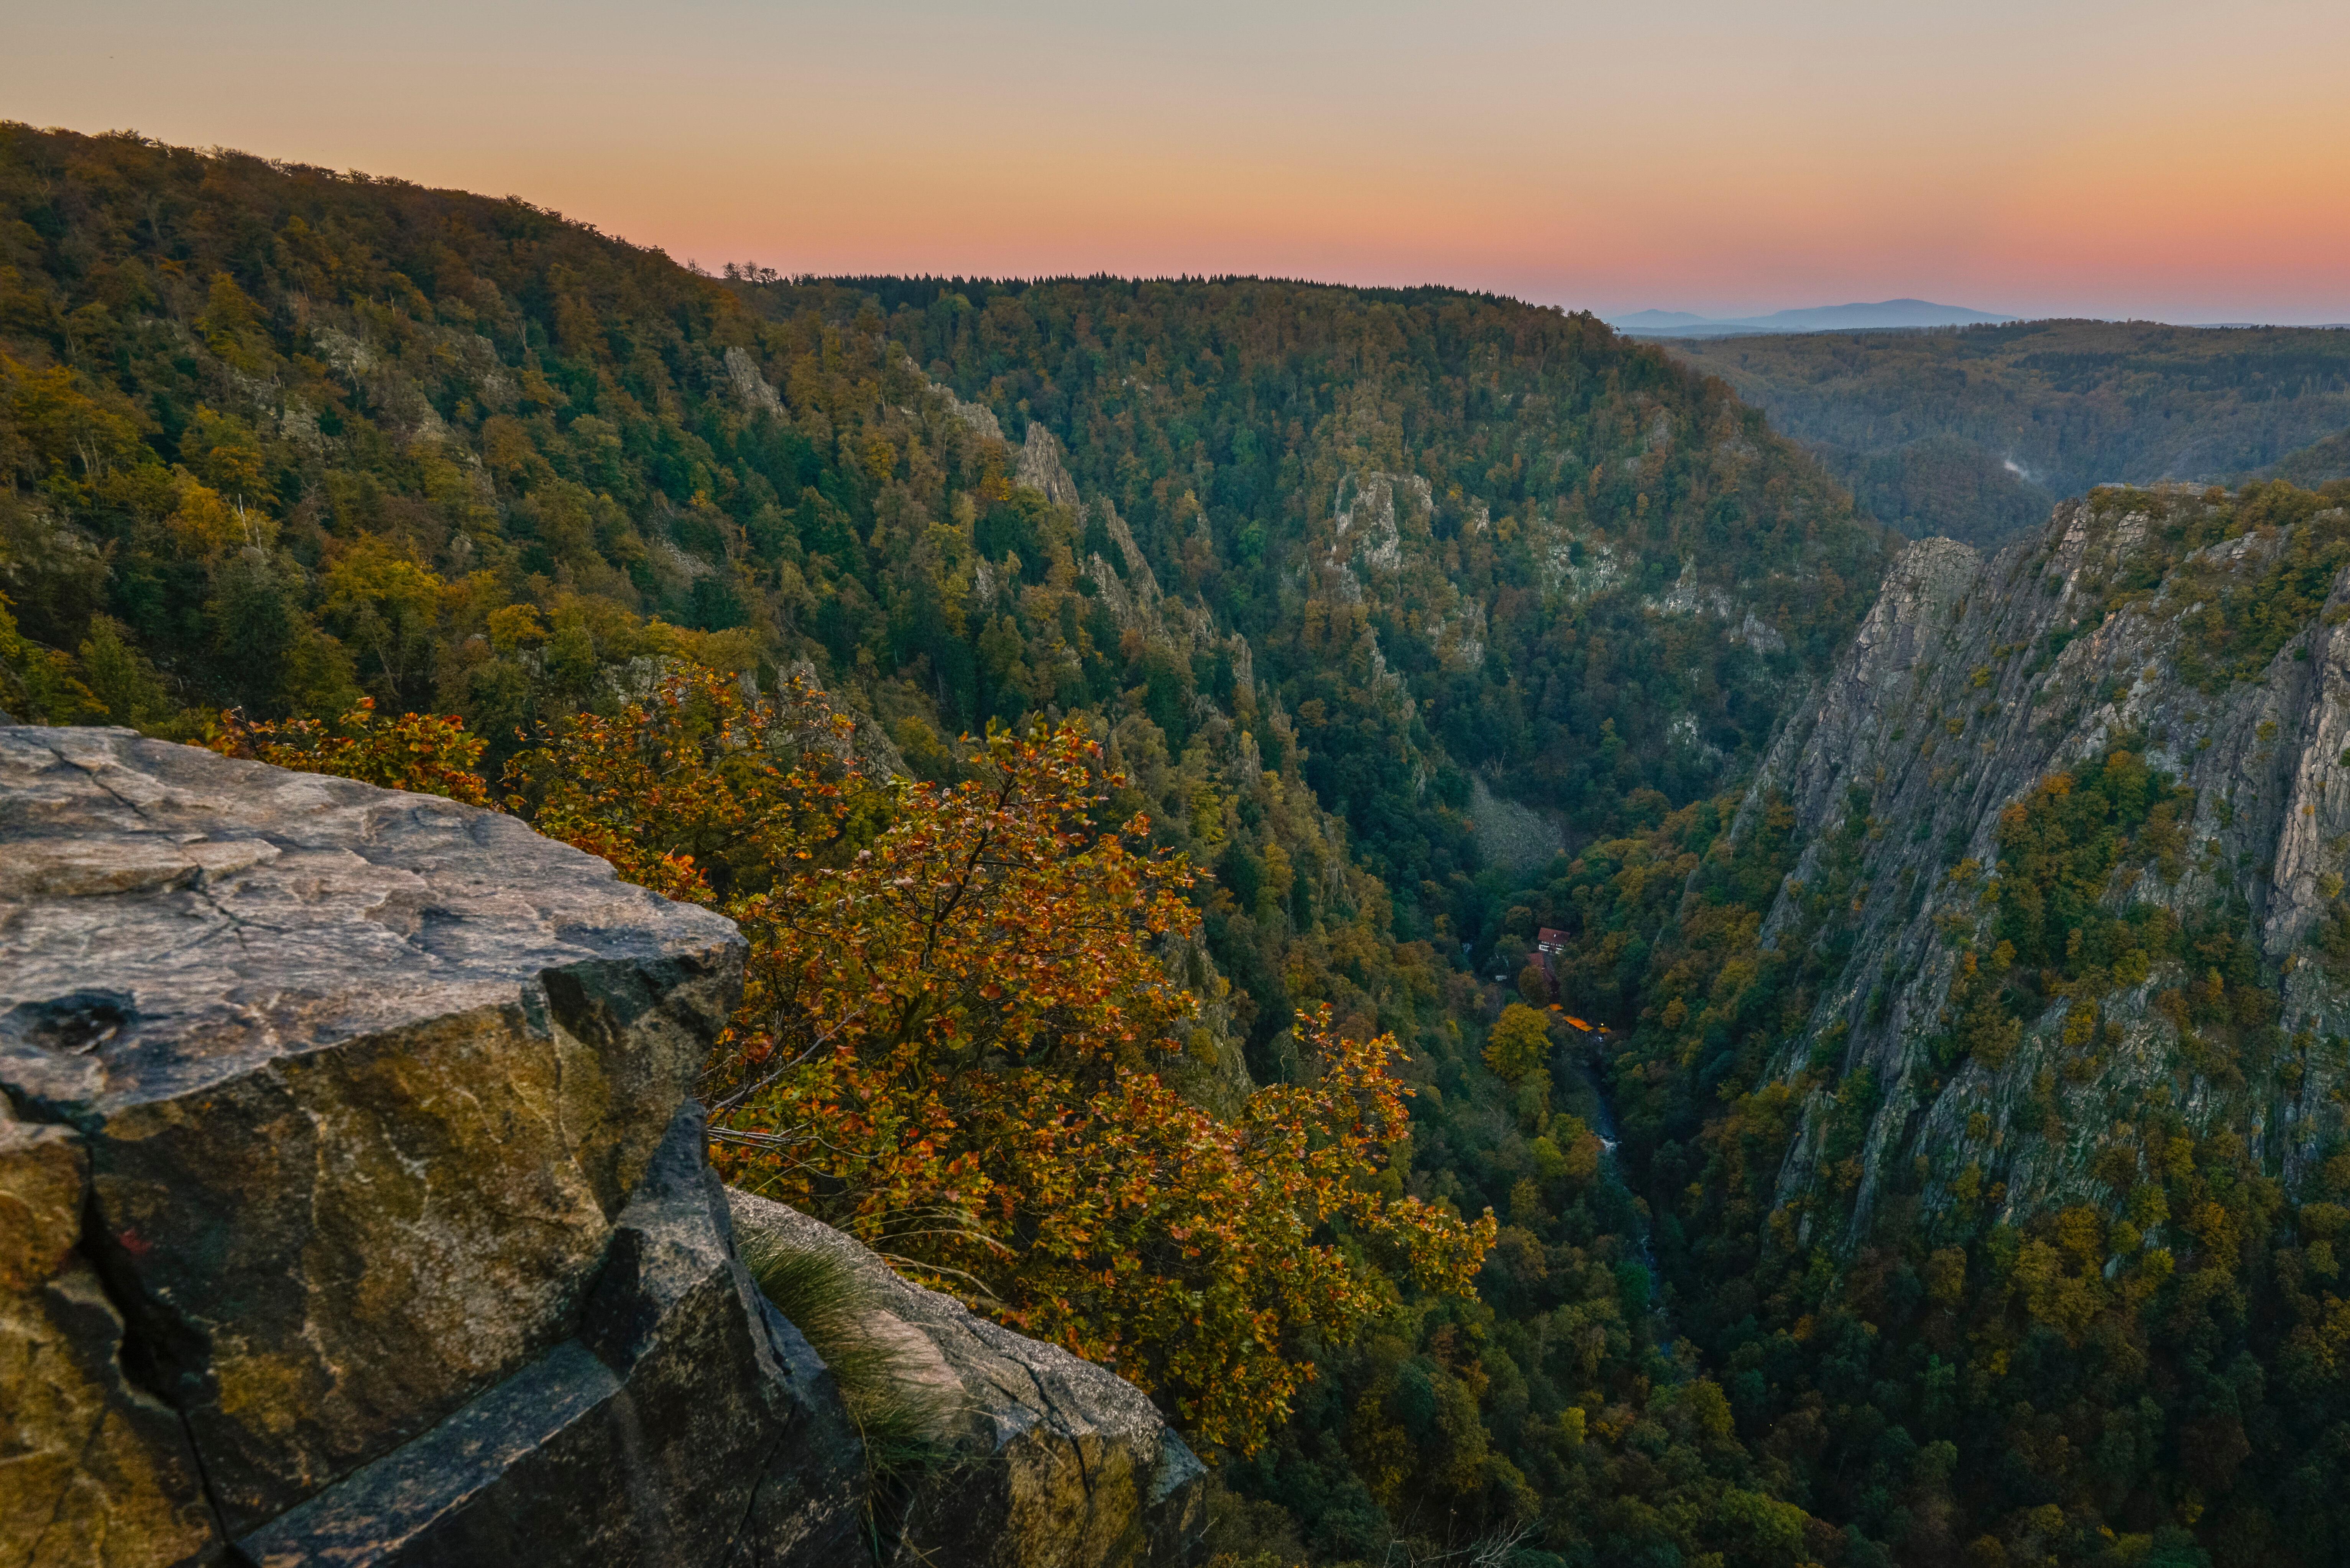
0, 726, 860, 1564
0, 725, 1206, 1568
729, 1191, 1206, 1568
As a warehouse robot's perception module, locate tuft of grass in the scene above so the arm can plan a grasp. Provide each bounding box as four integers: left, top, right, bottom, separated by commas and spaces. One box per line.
736, 1217, 958, 1553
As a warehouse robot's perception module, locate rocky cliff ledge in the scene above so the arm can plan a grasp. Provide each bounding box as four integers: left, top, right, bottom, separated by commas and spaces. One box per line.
0, 726, 1203, 1567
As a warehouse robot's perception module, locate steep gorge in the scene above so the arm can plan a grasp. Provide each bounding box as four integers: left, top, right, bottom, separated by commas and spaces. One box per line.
1574, 478, 2350, 1564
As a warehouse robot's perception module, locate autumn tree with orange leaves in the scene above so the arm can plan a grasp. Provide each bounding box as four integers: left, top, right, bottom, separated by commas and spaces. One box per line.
204, 697, 494, 806
509, 668, 1493, 1451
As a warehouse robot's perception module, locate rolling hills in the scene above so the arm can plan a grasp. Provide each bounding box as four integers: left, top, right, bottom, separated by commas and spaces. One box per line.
1614, 299, 2018, 338
1668, 319, 2350, 547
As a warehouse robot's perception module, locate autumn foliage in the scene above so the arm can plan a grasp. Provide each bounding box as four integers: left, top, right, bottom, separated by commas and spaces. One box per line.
508, 668, 1492, 1451
1482, 1002, 1553, 1081
204, 697, 493, 806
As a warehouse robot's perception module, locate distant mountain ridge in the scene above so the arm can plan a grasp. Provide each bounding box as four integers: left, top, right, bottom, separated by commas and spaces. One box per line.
1612, 297, 2018, 337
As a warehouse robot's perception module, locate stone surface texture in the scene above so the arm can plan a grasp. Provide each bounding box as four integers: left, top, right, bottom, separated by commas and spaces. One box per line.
0, 1105, 220, 1567
729, 1190, 1208, 1568
0, 727, 862, 1565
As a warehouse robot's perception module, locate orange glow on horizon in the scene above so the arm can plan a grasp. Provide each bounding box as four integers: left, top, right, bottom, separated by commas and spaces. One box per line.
5, 0, 2346, 323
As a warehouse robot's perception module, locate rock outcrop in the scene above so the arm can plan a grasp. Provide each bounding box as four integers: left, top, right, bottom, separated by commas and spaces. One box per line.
0, 726, 1203, 1567
729, 1192, 1206, 1568
1728, 485, 2350, 1240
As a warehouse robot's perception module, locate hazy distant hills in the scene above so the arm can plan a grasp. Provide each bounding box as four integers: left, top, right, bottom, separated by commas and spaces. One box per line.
1610, 298, 2018, 338
1663, 318, 2350, 546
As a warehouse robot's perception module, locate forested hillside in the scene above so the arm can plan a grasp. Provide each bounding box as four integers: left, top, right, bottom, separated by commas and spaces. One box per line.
0, 121, 1905, 1566
1668, 321, 2350, 548
2258, 425, 2350, 488
744, 272, 1887, 941
28, 121, 2350, 1568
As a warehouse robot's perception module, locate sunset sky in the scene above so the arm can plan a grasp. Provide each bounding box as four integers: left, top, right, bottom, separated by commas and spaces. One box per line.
7, 0, 2347, 324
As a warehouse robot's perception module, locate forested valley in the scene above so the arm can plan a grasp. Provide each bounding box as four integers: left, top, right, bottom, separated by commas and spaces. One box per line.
11, 123, 2350, 1568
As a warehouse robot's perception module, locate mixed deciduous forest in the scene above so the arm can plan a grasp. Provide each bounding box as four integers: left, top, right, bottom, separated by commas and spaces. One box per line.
10, 123, 2350, 1568
1667, 321, 2350, 548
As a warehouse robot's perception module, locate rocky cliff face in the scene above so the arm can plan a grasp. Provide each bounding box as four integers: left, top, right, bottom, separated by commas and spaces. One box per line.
1737, 483, 2350, 1243
0, 727, 1203, 1567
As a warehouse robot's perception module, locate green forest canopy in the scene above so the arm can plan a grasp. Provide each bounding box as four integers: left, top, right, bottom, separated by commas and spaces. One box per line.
12, 123, 2350, 1567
